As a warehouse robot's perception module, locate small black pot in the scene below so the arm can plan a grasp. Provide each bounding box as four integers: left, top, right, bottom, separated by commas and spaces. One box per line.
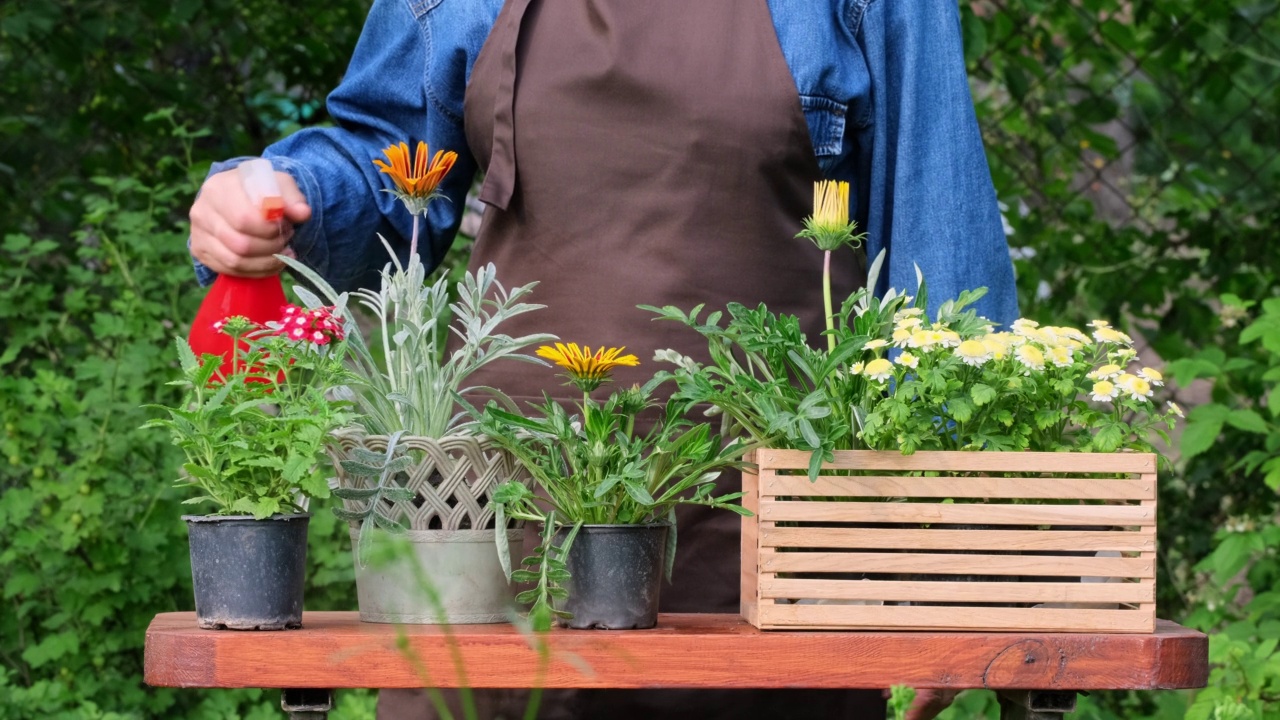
184, 513, 310, 630
553, 523, 669, 630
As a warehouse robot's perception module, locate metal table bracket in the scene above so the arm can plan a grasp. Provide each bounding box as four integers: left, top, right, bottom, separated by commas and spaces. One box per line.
281, 688, 333, 719
998, 690, 1077, 719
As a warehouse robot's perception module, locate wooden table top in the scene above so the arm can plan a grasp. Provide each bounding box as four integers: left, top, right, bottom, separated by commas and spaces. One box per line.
144, 612, 1208, 691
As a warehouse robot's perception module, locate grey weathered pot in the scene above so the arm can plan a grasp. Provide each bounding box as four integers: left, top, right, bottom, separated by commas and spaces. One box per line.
350, 527, 522, 623
184, 513, 309, 630
554, 523, 669, 630
330, 430, 530, 625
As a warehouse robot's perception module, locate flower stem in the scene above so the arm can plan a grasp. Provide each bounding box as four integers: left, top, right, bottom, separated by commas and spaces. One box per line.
410, 212, 421, 262
823, 250, 835, 354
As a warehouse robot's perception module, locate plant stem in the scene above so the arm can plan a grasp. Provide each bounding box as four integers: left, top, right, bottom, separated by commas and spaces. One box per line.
823, 250, 835, 354
410, 212, 421, 261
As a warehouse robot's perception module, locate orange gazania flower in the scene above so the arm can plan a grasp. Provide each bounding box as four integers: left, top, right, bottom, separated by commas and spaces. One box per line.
537, 343, 640, 393
373, 141, 458, 212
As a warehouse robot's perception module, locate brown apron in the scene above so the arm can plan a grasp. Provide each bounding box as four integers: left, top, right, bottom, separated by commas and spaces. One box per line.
381, 0, 875, 717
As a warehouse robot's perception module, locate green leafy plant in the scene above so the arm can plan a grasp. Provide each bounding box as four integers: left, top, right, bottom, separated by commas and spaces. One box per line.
143, 310, 357, 519
477, 346, 751, 629
651, 254, 1179, 479
1164, 295, 1280, 720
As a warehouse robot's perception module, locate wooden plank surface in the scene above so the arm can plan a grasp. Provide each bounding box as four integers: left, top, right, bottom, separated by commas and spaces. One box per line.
145, 612, 1207, 691
762, 475, 1156, 500
759, 578, 1154, 604
759, 500, 1156, 526
756, 449, 1157, 474
758, 550, 1153, 578
760, 527, 1156, 552
756, 604, 1154, 634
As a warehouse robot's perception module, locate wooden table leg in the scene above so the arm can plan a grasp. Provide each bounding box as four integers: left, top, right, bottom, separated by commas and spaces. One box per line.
281, 688, 333, 719
997, 690, 1077, 719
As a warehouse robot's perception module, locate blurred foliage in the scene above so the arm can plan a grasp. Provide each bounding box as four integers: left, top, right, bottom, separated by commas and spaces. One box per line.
0, 1, 376, 717
1, 0, 1279, 717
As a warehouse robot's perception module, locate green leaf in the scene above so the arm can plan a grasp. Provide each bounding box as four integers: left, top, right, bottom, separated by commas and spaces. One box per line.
970, 383, 997, 406
1092, 424, 1125, 453
1181, 416, 1226, 460
948, 396, 975, 424
1226, 409, 1270, 434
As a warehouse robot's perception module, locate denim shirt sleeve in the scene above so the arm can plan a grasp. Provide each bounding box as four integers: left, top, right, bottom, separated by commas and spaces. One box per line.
192, 0, 477, 293
851, 0, 1019, 326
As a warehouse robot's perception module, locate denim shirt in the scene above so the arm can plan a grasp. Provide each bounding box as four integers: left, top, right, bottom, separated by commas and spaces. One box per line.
199, 0, 1019, 324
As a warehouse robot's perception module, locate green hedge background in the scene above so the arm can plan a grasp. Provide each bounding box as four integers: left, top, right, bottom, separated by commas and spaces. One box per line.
2, 1, 1278, 718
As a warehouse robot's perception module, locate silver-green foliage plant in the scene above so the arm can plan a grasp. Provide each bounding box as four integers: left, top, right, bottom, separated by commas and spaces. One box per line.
143, 312, 357, 519
283, 248, 553, 437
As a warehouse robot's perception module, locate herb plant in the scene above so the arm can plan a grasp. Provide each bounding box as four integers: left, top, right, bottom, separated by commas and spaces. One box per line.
477, 344, 750, 629
143, 308, 357, 519
649, 250, 1179, 478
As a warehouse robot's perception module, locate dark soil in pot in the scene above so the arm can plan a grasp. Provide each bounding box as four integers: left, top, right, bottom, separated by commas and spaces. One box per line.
184, 513, 310, 630
553, 523, 668, 630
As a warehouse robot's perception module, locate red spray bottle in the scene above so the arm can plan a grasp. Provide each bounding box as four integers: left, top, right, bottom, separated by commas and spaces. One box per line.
187, 159, 289, 368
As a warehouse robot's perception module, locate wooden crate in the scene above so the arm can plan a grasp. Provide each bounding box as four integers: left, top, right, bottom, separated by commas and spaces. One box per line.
741, 449, 1158, 633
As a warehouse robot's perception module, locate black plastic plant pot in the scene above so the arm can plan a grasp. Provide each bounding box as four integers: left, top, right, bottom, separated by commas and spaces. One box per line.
553, 523, 669, 630
183, 513, 310, 630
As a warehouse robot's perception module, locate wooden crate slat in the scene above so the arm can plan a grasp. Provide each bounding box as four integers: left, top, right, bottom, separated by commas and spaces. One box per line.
740, 466, 762, 626
756, 449, 1157, 475
756, 603, 1155, 633
759, 500, 1155, 526
742, 451, 1158, 632
759, 550, 1153, 578
760, 578, 1155, 604
760, 527, 1155, 552
762, 475, 1155, 501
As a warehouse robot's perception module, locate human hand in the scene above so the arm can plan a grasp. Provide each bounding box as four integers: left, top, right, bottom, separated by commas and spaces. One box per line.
188, 168, 310, 277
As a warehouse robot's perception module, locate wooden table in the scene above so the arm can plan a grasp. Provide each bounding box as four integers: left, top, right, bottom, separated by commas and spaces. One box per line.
145, 612, 1208, 719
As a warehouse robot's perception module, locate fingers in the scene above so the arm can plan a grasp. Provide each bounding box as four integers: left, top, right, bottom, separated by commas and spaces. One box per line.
189, 166, 307, 277
277, 172, 313, 224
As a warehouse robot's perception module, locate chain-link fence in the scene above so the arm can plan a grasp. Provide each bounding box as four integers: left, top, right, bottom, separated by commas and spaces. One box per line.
964, 0, 1280, 242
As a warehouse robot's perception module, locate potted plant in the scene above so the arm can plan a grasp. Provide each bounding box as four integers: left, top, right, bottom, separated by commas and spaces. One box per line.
477, 343, 751, 630
280, 140, 553, 624
144, 308, 355, 629
644, 180, 1181, 633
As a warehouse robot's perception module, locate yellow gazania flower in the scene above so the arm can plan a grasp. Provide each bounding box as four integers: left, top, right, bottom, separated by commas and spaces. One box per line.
536, 343, 639, 393
373, 141, 459, 214
797, 180, 864, 252
955, 340, 992, 367
896, 351, 920, 369
864, 358, 894, 382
